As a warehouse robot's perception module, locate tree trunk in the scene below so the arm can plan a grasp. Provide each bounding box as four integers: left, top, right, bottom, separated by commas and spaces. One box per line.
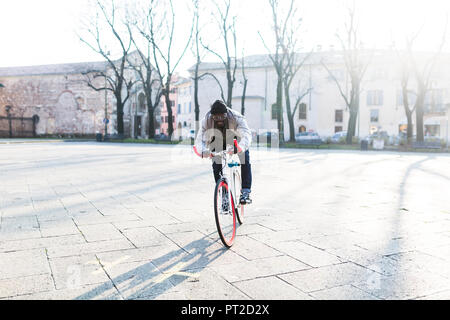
416, 102, 425, 143
194, 63, 200, 139
346, 109, 357, 144
241, 78, 248, 116
165, 91, 174, 138
115, 93, 124, 136
403, 108, 413, 144
414, 89, 426, 143
276, 76, 284, 144
147, 99, 155, 139
226, 70, 233, 108
284, 84, 295, 142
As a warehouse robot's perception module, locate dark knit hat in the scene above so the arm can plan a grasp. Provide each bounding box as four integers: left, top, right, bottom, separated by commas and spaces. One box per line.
210, 100, 227, 114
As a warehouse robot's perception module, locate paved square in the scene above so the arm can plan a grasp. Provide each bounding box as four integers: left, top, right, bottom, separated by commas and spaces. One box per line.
0, 142, 449, 300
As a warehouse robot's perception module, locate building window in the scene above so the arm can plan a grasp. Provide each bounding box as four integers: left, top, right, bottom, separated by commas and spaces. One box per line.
189, 102, 192, 113
165, 116, 168, 122
177, 104, 181, 114
367, 90, 384, 106
335, 126, 343, 133
396, 90, 416, 107
327, 69, 344, 81
335, 110, 343, 123
370, 109, 379, 122
298, 103, 307, 120
271, 104, 278, 120
170, 100, 175, 107
425, 89, 445, 113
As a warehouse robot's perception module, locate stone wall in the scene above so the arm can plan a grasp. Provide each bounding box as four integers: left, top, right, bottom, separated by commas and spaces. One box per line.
0, 72, 114, 137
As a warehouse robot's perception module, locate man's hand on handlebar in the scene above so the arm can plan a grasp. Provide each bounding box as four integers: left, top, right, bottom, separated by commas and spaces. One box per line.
202, 150, 212, 158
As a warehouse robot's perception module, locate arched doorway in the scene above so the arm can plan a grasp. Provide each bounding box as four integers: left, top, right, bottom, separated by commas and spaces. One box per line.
299, 125, 306, 133
138, 93, 146, 113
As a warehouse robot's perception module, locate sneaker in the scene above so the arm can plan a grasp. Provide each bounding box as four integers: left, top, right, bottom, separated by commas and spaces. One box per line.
240, 191, 252, 205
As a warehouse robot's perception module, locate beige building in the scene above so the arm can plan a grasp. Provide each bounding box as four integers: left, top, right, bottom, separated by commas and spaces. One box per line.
0, 52, 163, 139
0, 61, 114, 137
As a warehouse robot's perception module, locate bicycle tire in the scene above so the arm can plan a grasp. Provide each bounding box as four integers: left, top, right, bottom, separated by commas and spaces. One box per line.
233, 171, 244, 225
214, 178, 236, 247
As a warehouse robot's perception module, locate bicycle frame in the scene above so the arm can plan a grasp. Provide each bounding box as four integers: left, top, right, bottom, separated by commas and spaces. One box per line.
211, 150, 241, 212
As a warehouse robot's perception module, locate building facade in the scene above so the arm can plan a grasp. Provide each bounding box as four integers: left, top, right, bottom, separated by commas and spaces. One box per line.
0, 62, 114, 137
174, 77, 193, 139
0, 52, 164, 139
189, 50, 450, 143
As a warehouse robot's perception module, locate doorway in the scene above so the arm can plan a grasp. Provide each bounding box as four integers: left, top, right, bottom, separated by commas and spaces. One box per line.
134, 115, 142, 138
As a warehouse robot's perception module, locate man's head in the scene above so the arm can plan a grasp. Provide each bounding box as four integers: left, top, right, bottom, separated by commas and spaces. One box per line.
210, 100, 227, 128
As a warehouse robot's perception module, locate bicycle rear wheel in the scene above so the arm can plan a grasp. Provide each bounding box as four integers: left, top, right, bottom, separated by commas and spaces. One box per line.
214, 179, 236, 247
233, 171, 244, 225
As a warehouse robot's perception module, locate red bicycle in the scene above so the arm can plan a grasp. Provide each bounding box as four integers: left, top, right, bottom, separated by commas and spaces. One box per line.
194, 139, 244, 247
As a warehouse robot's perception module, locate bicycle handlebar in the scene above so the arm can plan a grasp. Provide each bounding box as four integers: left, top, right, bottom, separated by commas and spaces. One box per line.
193, 138, 242, 159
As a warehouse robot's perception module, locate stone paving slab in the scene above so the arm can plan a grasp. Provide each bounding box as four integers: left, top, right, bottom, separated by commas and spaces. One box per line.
48, 254, 110, 290
46, 238, 135, 259
0, 274, 55, 299
278, 262, 379, 293
5, 282, 122, 300
0, 249, 50, 280
0, 234, 86, 253
309, 284, 380, 300
233, 276, 313, 300
1, 142, 450, 300
211, 255, 311, 283
270, 240, 344, 268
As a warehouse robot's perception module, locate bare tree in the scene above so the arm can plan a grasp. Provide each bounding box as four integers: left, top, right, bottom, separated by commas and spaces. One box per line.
278, 6, 312, 142
136, 0, 193, 138
259, 0, 296, 144
125, 16, 163, 139
79, 0, 136, 137
191, 0, 207, 138
393, 18, 447, 144
321, 4, 370, 144
409, 27, 447, 143
201, 0, 238, 108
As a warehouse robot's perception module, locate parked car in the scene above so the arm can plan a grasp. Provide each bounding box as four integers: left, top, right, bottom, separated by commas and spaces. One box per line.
257, 131, 278, 142
364, 131, 390, 145
154, 133, 170, 141
295, 132, 322, 145
331, 131, 347, 143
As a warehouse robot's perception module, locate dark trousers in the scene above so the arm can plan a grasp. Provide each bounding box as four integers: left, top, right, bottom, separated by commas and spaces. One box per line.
212, 150, 252, 190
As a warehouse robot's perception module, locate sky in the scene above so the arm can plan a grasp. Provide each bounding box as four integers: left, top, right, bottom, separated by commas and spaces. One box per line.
0, 0, 449, 74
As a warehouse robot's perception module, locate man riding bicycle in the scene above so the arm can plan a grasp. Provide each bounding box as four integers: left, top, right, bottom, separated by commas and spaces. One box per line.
195, 100, 253, 205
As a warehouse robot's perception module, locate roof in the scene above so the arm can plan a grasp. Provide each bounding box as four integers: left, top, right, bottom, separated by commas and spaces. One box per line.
187, 49, 447, 72
187, 51, 347, 72
0, 61, 108, 77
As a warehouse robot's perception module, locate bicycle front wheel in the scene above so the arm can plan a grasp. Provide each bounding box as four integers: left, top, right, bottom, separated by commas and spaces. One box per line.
214, 178, 236, 248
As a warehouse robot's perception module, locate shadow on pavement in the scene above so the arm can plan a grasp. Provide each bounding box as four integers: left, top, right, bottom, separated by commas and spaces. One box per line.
74, 233, 229, 300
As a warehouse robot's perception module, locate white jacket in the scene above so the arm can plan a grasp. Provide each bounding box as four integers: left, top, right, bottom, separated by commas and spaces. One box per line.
195, 107, 252, 153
